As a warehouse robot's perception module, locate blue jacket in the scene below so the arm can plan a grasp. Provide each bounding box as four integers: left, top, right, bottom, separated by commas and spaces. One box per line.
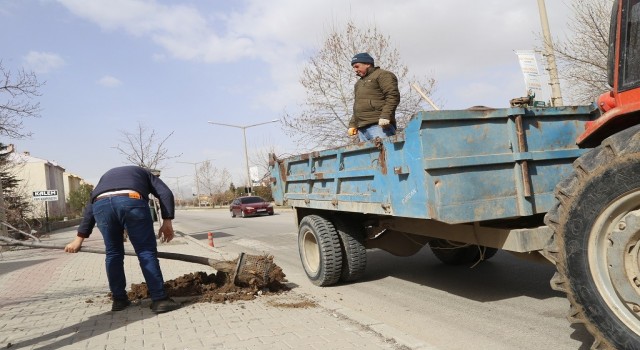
77, 166, 175, 237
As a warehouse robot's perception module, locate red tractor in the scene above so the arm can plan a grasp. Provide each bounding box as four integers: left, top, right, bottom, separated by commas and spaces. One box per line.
545, 0, 640, 348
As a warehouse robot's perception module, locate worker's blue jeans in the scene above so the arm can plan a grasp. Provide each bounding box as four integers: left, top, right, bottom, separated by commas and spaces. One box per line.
92, 196, 167, 301
358, 123, 396, 142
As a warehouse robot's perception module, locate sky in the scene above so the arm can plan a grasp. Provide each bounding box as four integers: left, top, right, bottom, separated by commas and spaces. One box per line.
0, 0, 577, 198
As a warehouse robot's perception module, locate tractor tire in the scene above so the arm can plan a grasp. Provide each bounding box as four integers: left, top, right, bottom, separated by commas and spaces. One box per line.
544, 125, 640, 349
333, 218, 367, 282
429, 239, 497, 265
298, 215, 343, 286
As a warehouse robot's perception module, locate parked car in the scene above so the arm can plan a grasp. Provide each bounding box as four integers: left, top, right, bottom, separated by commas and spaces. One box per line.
229, 196, 274, 218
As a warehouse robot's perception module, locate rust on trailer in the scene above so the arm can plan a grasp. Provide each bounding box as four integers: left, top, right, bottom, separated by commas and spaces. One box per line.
277, 159, 286, 183
374, 137, 388, 175
515, 115, 532, 197
343, 141, 366, 152
268, 153, 277, 167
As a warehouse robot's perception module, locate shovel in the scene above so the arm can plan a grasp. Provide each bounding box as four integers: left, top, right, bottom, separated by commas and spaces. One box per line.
0, 235, 279, 288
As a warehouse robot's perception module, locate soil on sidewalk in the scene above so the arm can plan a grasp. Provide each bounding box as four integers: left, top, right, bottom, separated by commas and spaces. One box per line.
127, 256, 290, 303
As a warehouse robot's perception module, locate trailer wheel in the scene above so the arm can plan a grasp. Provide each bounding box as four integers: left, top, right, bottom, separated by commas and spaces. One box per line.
544, 125, 640, 349
429, 239, 497, 265
333, 219, 367, 282
298, 215, 343, 286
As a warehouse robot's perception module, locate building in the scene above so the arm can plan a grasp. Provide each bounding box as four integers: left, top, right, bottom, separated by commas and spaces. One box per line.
8, 149, 67, 218
63, 172, 84, 199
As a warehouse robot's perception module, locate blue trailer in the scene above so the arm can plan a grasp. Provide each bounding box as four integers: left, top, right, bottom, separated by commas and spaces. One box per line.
269, 101, 640, 348
269, 105, 595, 285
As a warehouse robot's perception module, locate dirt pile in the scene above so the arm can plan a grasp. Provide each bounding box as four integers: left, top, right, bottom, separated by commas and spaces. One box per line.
127, 263, 289, 304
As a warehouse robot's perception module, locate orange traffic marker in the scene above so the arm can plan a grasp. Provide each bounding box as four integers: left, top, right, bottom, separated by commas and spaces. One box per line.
208, 232, 214, 247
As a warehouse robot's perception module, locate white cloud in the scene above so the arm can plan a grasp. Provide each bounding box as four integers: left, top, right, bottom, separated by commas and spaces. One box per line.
54, 1, 571, 74
23, 51, 65, 74
56, 0, 573, 109
57, 0, 254, 62
97, 75, 122, 87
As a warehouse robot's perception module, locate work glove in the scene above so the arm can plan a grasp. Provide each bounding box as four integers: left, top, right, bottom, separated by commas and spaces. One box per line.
378, 118, 390, 127
348, 127, 358, 136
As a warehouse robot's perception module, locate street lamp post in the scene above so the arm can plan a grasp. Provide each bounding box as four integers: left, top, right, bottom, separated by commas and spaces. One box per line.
177, 159, 214, 207
207, 119, 279, 195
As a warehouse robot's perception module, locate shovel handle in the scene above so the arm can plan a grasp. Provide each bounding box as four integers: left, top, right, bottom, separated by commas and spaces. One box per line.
0, 236, 232, 272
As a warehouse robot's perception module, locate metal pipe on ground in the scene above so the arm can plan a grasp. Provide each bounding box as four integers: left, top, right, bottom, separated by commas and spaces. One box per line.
0, 235, 282, 289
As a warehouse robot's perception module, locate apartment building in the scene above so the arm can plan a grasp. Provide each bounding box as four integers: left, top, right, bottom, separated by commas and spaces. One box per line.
8, 149, 67, 218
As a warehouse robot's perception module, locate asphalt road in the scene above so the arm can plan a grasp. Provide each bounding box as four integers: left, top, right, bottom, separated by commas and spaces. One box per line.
172, 208, 595, 350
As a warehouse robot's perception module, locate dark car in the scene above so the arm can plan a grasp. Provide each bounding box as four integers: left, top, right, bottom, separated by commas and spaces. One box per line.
229, 196, 274, 218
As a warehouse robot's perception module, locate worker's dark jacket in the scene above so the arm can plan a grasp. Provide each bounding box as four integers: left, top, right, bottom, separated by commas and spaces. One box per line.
349, 66, 400, 128
77, 166, 175, 237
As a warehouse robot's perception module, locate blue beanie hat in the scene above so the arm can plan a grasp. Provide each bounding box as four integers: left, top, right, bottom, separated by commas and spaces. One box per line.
351, 52, 374, 65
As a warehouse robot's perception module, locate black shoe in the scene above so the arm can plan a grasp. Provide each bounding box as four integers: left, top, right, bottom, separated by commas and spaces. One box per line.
112, 298, 131, 311
150, 298, 180, 314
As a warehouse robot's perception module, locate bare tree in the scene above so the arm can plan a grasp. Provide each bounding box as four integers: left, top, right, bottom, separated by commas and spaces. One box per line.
0, 62, 43, 139
197, 160, 217, 205
0, 63, 42, 237
250, 146, 276, 184
282, 21, 437, 150
197, 160, 232, 207
551, 0, 613, 104
113, 121, 182, 170
248, 136, 290, 185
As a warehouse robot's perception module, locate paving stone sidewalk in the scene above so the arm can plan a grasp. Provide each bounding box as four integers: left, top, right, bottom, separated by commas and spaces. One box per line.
0, 225, 425, 350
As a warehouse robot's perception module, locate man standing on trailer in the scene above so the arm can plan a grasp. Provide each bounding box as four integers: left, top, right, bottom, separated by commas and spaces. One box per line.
348, 52, 401, 141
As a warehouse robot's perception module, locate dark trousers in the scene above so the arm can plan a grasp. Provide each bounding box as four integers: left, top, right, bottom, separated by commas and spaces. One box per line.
93, 196, 167, 301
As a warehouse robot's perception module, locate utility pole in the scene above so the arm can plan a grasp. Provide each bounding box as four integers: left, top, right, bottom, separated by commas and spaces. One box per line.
537, 0, 563, 106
